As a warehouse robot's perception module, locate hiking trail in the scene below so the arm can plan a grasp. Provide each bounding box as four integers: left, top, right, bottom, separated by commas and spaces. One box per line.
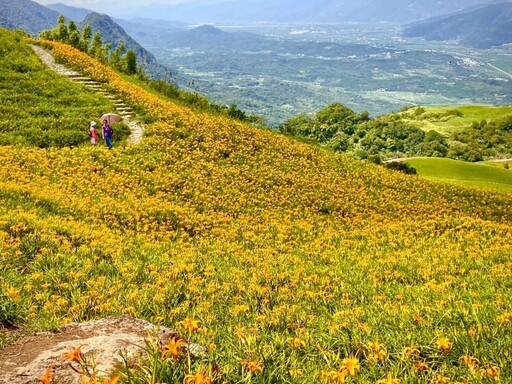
30, 45, 144, 146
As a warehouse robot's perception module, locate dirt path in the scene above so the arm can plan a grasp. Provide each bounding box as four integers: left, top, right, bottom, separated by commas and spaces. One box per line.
385, 157, 512, 164
30, 45, 145, 146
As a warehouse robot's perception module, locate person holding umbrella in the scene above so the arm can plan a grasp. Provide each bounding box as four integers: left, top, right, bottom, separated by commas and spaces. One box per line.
102, 119, 113, 149
100, 113, 121, 150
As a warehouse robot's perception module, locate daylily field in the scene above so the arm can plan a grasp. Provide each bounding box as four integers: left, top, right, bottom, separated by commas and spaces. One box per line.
1, 30, 512, 383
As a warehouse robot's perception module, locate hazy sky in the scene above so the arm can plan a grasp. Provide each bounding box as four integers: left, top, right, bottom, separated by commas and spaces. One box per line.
34, 0, 219, 16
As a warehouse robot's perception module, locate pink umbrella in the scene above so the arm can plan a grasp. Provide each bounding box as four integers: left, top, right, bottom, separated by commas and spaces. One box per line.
100, 113, 122, 124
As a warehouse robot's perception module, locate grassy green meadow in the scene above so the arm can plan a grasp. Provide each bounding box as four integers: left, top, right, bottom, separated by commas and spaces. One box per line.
1, 28, 512, 383
405, 157, 512, 193
397, 105, 512, 136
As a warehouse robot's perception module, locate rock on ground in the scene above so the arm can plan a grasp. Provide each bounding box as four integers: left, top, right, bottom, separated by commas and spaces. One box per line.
0, 316, 166, 384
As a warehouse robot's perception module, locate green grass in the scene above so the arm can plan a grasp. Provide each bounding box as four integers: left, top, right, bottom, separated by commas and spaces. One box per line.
406, 157, 512, 193
482, 160, 512, 170
398, 105, 512, 136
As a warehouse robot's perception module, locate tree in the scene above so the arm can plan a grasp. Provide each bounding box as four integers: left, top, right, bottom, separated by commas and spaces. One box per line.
109, 44, 126, 71
80, 25, 92, 52
57, 15, 68, 43
279, 113, 314, 136
89, 32, 107, 63
124, 50, 137, 75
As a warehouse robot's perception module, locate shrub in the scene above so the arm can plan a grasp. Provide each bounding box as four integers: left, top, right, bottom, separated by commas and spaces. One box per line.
384, 161, 417, 174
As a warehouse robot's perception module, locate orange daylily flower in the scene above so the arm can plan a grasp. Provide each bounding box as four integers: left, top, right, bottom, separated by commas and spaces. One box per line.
63, 346, 84, 362
241, 359, 265, 375
161, 336, 187, 359
184, 371, 212, 384
38, 365, 55, 384
435, 337, 452, 352
180, 317, 200, 332
340, 357, 360, 377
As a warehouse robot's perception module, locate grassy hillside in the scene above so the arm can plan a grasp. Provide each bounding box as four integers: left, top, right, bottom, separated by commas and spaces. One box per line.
1, 29, 512, 383
397, 105, 512, 136
405, 157, 512, 193
0, 29, 128, 147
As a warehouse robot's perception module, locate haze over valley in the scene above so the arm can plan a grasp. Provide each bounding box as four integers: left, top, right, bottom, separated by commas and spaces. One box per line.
131, 22, 512, 125
2, 0, 512, 125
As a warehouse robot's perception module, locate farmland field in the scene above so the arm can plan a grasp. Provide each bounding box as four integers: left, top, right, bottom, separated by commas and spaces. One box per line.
132, 23, 512, 125
1, 29, 512, 383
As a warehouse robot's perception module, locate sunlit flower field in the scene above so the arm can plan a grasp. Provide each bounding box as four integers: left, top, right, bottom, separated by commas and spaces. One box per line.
1, 34, 512, 383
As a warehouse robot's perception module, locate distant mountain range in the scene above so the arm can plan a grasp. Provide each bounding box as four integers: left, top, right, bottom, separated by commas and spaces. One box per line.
346, 0, 502, 22
47, 3, 92, 22
121, 0, 500, 23
0, 0, 58, 35
0, 0, 159, 68
138, 24, 384, 58
403, 2, 512, 48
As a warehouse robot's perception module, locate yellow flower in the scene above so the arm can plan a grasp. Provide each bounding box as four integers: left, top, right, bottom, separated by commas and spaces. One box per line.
460, 355, 479, 372
321, 369, 348, 384
339, 357, 360, 377
376, 372, 400, 384
402, 346, 420, 358
368, 341, 388, 362
241, 359, 265, 375
289, 368, 304, 378
180, 317, 200, 332
435, 337, 452, 352
414, 361, 429, 372
484, 365, 500, 381
287, 337, 307, 349
184, 371, 212, 384
161, 336, 187, 359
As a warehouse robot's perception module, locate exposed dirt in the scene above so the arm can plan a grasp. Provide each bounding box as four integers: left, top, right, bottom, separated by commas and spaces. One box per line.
0, 316, 168, 384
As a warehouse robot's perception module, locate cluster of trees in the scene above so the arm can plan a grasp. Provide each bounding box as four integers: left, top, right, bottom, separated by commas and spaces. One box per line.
39, 16, 138, 75
451, 115, 512, 161
280, 102, 512, 163
279, 103, 448, 161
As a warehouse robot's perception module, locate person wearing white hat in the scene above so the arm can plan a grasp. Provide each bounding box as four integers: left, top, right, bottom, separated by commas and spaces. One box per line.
89, 121, 98, 145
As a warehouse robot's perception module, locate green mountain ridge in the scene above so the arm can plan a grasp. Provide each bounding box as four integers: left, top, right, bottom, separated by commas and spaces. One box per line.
79, 12, 157, 65
403, 2, 512, 48
0, 0, 59, 35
